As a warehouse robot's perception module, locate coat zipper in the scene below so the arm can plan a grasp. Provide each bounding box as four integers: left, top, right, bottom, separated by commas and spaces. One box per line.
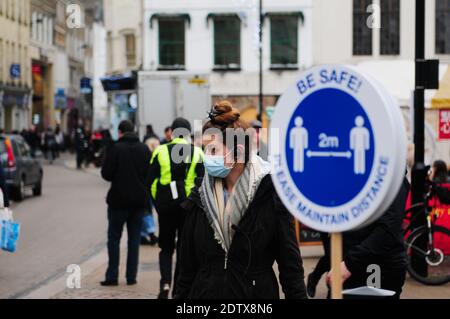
224, 252, 228, 270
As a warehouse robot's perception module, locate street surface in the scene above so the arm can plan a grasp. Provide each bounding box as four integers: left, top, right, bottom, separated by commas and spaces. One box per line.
0, 156, 108, 298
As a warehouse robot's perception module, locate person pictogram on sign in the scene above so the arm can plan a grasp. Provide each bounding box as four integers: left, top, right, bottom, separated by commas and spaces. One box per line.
350, 116, 370, 175
290, 117, 309, 173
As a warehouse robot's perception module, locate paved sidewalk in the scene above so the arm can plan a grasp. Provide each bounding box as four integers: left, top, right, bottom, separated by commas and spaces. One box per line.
52, 244, 161, 299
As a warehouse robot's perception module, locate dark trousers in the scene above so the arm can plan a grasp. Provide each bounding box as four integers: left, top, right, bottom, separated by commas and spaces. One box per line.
310, 232, 331, 283
105, 207, 144, 282
156, 201, 186, 292
76, 150, 85, 169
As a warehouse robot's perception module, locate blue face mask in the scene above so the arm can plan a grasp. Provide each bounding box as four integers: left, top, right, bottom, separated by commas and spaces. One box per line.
204, 152, 233, 178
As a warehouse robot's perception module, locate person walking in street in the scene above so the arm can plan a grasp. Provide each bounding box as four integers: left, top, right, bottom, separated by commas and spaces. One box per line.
326, 175, 410, 299
143, 124, 160, 144
141, 127, 160, 246
74, 124, 89, 169
43, 127, 57, 164
149, 117, 204, 299
175, 101, 307, 299
100, 120, 152, 286
24, 125, 41, 158
55, 125, 65, 156
429, 160, 448, 184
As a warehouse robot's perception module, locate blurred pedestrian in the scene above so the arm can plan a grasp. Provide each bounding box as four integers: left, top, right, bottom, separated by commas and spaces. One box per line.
55, 125, 65, 156
327, 175, 410, 299
160, 126, 172, 144
175, 101, 307, 299
74, 124, 88, 169
43, 127, 57, 164
149, 117, 204, 299
100, 120, 152, 286
0, 160, 10, 208
143, 124, 160, 143
429, 160, 448, 184
250, 120, 268, 161
141, 130, 160, 246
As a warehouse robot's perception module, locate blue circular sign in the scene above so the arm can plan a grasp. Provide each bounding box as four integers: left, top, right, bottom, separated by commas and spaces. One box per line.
285, 88, 375, 207
270, 65, 408, 232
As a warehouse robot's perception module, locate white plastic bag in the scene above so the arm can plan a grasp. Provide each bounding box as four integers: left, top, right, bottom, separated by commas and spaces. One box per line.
0, 188, 20, 253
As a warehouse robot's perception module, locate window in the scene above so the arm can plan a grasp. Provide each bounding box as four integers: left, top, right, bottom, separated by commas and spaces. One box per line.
43, 16, 48, 45
31, 12, 37, 40
107, 32, 113, 71
158, 19, 185, 69
436, 0, 450, 54
213, 16, 241, 69
124, 34, 136, 67
353, 0, 373, 56
48, 18, 54, 45
270, 15, 298, 67
380, 0, 400, 55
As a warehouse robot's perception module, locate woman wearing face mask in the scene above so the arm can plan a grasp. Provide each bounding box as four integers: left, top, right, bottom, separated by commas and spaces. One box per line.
175, 101, 307, 299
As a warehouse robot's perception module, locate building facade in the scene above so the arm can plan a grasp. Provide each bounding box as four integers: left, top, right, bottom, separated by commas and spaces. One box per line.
0, 0, 32, 132
29, 0, 95, 133
102, 0, 143, 134
30, 0, 58, 131
312, 0, 450, 163
142, 0, 314, 127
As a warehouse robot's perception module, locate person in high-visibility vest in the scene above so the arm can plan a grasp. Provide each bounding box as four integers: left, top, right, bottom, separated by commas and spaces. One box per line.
149, 117, 204, 299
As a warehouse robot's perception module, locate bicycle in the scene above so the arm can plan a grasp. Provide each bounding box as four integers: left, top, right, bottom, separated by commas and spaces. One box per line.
403, 184, 450, 285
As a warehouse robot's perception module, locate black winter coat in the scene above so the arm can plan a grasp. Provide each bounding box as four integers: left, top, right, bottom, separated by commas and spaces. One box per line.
343, 177, 410, 273
176, 175, 307, 299
101, 133, 151, 210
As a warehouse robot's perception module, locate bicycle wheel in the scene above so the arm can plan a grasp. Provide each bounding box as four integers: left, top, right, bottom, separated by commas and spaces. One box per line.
405, 225, 450, 285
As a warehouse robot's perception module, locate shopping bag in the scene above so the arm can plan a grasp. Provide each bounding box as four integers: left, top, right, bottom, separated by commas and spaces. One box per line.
0, 188, 20, 253
142, 214, 156, 234
1, 220, 20, 253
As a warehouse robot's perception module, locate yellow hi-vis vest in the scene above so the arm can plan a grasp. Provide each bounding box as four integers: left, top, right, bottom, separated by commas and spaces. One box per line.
150, 138, 203, 201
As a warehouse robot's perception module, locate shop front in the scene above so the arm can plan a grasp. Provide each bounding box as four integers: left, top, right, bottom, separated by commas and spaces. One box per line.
100, 71, 137, 139
0, 85, 31, 133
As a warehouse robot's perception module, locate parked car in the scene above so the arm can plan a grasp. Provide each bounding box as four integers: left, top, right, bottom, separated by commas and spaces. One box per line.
0, 135, 43, 201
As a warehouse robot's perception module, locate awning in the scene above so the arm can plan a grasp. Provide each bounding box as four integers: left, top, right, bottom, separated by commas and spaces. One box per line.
100, 72, 137, 92
0, 85, 31, 108
432, 66, 450, 109
150, 14, 191, 28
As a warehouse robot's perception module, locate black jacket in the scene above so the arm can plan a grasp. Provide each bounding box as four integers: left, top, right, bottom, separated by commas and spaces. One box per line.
176, 175, 307, 299
0, 164, 9, 207
101, 133, 151, 210
343, 177, 410, 273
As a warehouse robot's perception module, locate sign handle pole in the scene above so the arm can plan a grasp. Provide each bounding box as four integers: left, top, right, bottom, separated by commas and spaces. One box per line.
331, 232, 343, 299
